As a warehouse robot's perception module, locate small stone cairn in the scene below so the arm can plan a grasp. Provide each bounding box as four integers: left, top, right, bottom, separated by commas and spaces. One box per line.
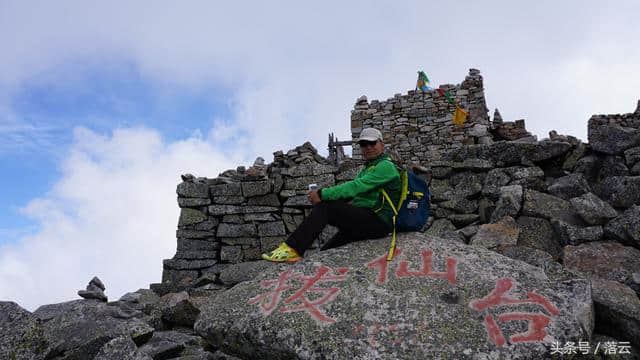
78, 276, 107, 302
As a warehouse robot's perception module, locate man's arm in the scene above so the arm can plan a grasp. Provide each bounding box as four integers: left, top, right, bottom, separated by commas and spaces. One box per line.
321, 160, 398, 201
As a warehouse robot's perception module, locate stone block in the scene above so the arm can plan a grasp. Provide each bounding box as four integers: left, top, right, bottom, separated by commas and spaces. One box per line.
216, 223, 257, 237
242, 181, 270, 197
220, 246, 243, 263
178, 208, 207, 227
177, 182, 209, 198
257, 221, 286, 237
210, 183, 242, 196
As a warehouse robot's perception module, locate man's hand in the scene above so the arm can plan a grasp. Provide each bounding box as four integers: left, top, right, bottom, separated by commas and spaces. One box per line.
308, 189, 321, 205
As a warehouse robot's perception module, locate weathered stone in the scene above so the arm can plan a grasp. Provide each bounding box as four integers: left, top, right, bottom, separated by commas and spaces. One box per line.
563, 241, 640, 283
470, 216, 519, 252
174, 250, 217, 259
624, 146, 640, 167
482, 168, 510, 201
439, 197, 478, 214
521, 189, 578, 222
282, 163, 337, 177
588, 120, 640, 155
516, 217, 562, 259
451, 172, 484, 199
451, 158, 494, 171
478, 197, 495, 223
257, 221, 286, 237
500, 246, 556, 273
591, 280, 640, 347
177, 181, 209, 198
447, 214, 479, 228
137, 330, 201, 360
158, 292, 200, 327
94, 335, 142, 360
490, 185, 522, 222
429, 179, 455, 202
176, 229, 215, 239
547, 173, 591, 200
596, 155, 629, 182
162, 269, 198, 284
551, 219, 603, 246
195, 234, 593, 359
260, 236, 286, 252
1, 300, 154, 360
604, 205, 640, 248
244, 213, 277, 221
222, 214, 244, 224
0, 301, 31, 328
177, 238, 217, 252
574, 155, 601, 182
562, 141, 588, 171
241, 181, 270, 197
178, 197, 211, 207
336, 166, 362, 181
210, 183, 242, 196
212, 195, 245, 204
599, 176, 640, 208
163, 258, 217, 270
178, 208, 207, 227
283, 195, 312, 207
193, 218, 219, 230
209, 205, 280, 215
220, 246, 243, 263
570, 192, 618, 225
216, 223, 256, 238
633, 162, 640, 175
219, 261, 279, 286
284, 174, 335, 190
247, 193, 280, 206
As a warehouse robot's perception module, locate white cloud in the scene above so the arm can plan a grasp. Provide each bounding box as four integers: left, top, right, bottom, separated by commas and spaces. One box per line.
0, 127, 239, 310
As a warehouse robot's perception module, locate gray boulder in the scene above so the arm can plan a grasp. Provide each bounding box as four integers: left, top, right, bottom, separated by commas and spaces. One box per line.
490, 185, 522, 222
219, 261, 279, 286
94, 335, 151, 360
470, 216, 519, 252
521, 189, 579, 223
604, 205, 640, 248
570, 192, 618, 225
563, 241, 640, 284
195, 234, 593, 359
0, 299, 154, 360
588, 120, 640, 155
551, 219, 603, 246
482, 168, 511, 201
591, 280, 640, 347
547, 173, 591, 200
0, 301, 31, 328
599, 176, 640, 208
137, 330, 203, 360
158, 292, 201, 327
516, 217, 561, 259
78, 276, 108, 302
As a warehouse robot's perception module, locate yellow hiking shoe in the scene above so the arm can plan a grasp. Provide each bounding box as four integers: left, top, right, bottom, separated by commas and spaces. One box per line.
261, 243, 302, 263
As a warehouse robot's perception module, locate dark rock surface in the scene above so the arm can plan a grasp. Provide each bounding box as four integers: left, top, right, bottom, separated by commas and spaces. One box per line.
563, 241, 640, 284
591, 280, 640, 347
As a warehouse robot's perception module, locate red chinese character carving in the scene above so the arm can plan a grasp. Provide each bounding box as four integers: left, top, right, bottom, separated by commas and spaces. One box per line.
470, 278, 559, 315
470, 278, 560, 347
248, 269, 296, 315
280, 265, 349, 323
366, 248, 402, 284
396, 249, 458, 285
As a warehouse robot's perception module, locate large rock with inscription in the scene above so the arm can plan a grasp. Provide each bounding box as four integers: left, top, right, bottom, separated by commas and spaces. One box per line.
195, 233, 593, 359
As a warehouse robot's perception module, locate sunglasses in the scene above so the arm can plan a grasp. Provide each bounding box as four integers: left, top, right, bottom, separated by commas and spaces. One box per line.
358, 140, 378, 148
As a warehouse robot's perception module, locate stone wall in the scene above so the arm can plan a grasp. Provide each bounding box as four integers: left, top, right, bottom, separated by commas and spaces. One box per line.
350, 69, 492, 164
161, 142, 360, 289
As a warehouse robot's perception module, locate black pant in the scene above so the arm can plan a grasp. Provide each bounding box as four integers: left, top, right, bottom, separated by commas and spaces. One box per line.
285, 200, 390, 256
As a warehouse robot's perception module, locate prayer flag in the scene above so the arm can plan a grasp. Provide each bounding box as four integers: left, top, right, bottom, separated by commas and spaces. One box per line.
437, 88, 455, 105
416, 71, 431, 92
453, 106, 469, 126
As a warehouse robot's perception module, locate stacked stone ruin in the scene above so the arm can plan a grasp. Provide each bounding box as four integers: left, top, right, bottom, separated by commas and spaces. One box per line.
160, 70, 640, 303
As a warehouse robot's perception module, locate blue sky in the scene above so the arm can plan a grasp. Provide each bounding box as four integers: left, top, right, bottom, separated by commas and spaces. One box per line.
1, 1, 638, 310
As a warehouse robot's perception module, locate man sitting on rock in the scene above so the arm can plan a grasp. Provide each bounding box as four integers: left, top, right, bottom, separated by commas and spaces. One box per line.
262, 128, 401, 262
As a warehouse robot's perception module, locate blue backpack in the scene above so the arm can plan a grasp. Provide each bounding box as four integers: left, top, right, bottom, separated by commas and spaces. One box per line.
381, 169, 430, 260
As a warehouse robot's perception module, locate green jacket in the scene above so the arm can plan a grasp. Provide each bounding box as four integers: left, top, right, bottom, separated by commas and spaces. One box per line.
320, 153, 401, 230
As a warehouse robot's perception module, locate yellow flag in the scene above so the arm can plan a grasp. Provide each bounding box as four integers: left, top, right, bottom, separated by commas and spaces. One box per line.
453, 106, 468, 126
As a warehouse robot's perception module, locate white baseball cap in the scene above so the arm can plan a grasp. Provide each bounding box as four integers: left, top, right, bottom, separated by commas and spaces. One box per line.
357, 128, 383, 142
